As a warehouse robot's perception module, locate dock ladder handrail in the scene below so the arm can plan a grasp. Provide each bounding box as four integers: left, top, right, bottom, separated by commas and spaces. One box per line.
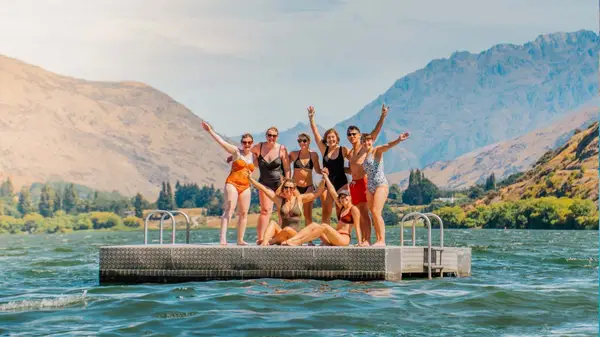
143, 210, 191, 244
160, 211, 192, 244
399, 212, 445, 280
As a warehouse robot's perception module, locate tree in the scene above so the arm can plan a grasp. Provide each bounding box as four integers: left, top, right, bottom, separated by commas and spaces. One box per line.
484, 173, 496, 191
166, 182, 176, 210
382, 205, 399, 225
388, 184, 402, 202
63, 184, 79, 213
134, 193, 145, 218
53, 189, 63, 212
0, 178, 14, 198
39, 184, 55, 217
402, 169, 438, 205
17, 186, 34, 215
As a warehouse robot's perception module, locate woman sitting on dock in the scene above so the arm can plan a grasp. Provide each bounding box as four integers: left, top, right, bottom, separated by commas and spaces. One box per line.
281, 168, 366, 246
248, 173, 325, 246
202, 121, 255, 246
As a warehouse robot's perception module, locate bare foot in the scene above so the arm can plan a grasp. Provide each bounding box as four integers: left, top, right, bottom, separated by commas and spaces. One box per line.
372, 241, 386, 247
358, 241, 371, 247
308, 241, 316, 246
220, 241, 228, 246
283, 240, 300, 246
237, 241, 248, 246
255, 239, 263, 245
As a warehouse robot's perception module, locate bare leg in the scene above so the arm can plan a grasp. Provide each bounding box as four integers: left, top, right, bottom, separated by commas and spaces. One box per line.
302, 188, 314, 226
321, 190, 333, 225
370, 185, 389, 246
236, 188, 251, 245
356, 202, 372, 245
283, 223, 325, 246
270, 227, 297, 245
321, 224, 351, 246
261, 220, 281, 246
257, 189, 275, 244
303, 186, 315, 245
220, 184, 239, 245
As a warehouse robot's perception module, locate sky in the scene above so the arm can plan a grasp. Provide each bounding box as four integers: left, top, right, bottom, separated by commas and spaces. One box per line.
0, 0, 597, 135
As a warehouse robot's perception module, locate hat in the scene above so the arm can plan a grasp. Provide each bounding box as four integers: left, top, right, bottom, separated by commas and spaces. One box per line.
338, 189, 350, 196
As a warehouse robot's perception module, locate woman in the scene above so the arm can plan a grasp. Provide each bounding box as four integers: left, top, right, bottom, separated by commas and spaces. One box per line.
289, 133, 322, 226
250, 127, 291, 244
307, 106, 349, 224
282, 168, 366, 247
248, 175, 325, 246
202, 121, 255, 245
360, 132, 410, 246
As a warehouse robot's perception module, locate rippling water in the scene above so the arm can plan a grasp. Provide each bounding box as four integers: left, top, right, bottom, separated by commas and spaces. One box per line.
0, 229, 597, 336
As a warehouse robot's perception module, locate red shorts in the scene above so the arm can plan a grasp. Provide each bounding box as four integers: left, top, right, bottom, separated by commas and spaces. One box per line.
350, 177, 368, 205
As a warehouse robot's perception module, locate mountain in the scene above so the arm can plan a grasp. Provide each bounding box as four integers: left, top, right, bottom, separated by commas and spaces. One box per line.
0, 55, 231, 197
279, 30, 599, 173
387, 98, 599, 188
483, 121, 598, 203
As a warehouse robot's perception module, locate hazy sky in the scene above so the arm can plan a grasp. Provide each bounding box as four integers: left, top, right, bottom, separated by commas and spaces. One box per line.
1, 0, 596, 135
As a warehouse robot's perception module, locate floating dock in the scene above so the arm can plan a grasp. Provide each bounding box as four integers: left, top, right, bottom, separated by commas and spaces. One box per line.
99, 245, 471, 283
99, 210, 471, 284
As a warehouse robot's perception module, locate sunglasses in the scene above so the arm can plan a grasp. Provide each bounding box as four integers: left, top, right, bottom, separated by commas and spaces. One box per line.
267, 133, 278, 138
347, 132, 359, 137
297, 139, 308, 143
242, 141, 253, 145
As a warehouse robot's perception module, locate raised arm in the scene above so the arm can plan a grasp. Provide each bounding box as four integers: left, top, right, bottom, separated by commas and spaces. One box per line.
202, 121, 238, 155
369, 104, 389, 141
308, 106, 326, 154
376, 132, 409, 155
299, 179, 326, 204
248, 175, 278, 203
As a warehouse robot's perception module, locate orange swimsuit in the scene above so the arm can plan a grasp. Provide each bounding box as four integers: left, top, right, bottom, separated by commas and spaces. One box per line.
225, 157, 255, 194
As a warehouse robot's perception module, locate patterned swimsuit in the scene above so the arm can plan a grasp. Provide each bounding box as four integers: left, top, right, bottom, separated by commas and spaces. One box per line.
362, 152, 388, 193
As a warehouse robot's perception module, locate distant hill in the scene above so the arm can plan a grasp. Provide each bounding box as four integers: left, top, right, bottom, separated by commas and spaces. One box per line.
0, 55, 231, 197
278, 30, 599, 174
388, 99, 599, 188
484, 121, 598, 203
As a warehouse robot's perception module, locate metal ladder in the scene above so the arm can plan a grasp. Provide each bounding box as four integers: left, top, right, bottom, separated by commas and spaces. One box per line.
399, 212, 445, 280
143, 210, 192, 244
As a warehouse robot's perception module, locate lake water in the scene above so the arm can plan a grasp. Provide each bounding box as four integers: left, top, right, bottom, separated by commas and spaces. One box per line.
0, 228, 597, 336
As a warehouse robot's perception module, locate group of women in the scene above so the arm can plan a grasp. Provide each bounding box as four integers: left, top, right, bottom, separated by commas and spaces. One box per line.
202, 104, 409, 247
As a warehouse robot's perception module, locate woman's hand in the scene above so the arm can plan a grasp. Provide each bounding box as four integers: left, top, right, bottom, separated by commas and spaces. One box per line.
307, 106, 315, 121
201, 121, 212, 132
398, 132, 409, 141
321, 167, 329, 177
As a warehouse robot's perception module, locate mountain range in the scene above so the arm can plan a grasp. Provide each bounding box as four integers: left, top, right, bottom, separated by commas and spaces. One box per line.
276, 30, 599, 175
0, 30, 597, 197
0, 55, 230, 197
387, 98, 599, 188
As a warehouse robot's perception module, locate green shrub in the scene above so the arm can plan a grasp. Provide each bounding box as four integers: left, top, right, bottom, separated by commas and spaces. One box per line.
89, 212, 122, 229
123, 216, 143, 228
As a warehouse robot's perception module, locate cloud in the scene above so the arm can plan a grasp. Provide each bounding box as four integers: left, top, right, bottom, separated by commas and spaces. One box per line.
0, 0, 596, 135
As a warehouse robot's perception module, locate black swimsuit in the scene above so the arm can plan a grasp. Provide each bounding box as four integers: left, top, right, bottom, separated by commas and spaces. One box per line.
294, 154, 315, 194
323, 146, 348, 191
258, 143, 283, 191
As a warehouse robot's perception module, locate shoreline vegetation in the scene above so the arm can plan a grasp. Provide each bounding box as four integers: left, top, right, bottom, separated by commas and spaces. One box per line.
0, 175, 597, 235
